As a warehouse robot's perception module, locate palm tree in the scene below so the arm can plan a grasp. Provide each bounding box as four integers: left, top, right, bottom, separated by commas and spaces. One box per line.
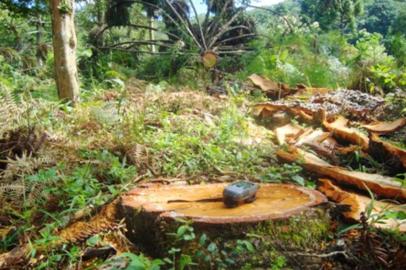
99, 0, 256, 61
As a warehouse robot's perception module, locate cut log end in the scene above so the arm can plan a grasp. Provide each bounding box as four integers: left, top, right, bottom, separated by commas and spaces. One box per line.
121, 183, 327, 225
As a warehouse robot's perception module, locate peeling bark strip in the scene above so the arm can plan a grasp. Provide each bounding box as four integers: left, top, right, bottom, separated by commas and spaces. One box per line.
318, 179, 406, 232
322, 116, 369, 151
50, 0, 79, 103
277, 147, 406, 200
362, 118, 406, 134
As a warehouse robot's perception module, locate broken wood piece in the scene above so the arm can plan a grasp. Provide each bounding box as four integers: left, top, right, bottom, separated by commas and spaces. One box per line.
323, 116, 369, 150
120, 183, 326, 225
295, 129, 343, 163
293, 129, 357, 162
253, 103, 288, 118
362, 118, 406, 134
318, 179, 406, 232
275, 124, 305, 145
253, 102, 315, 123
249, 74, 280, 92
276, 146, 406, 200
295, 129, 327, 146
369, 133, 406, 171
290, 107, 314, 122
248, 74, 292, 99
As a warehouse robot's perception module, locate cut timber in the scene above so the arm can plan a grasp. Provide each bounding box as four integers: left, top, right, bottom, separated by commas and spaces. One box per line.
362, 118, 406, 134
369, 133, 406, 170
120, 183, 326, 225
318, 179, 405, 232
248, 74, 292, 99
323, 116, 369, 150
277, 146, 406, 200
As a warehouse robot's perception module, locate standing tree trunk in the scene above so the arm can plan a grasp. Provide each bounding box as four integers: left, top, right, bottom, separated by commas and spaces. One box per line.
35, 15, 44, 66
35, 0, 44, 66
49, 0, 79, 104
148, 16, 156, 53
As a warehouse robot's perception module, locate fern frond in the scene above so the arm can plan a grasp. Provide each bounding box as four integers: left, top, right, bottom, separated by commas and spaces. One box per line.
0, 183, 25, 208
0, 89, 24, 135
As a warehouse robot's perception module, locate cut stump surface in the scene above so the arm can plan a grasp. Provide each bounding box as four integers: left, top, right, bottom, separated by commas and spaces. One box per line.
121, 183, 326, 225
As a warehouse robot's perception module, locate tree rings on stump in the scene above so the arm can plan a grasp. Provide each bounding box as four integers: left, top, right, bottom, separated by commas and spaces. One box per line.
119, 183, 327, 255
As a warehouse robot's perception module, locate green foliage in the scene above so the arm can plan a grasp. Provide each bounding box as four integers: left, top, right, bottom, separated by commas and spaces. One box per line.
386, 34, 406, 66
391, 4, 406, 35
120, 253, 164, 270
301, 0, 364, 32
106, 0, 134, 27
161, 211, 329, 269
385, 91, 406, 117
359, 0, 406, 36
260, 163, 306, 186
142, 101, 272, 176
241, 31, 355, 88
352, 31, 405, 92
369, 64, 405, 91
164, 222, 259, 269
136, 51, 195, 83
58, 0, 73, 14
355, 32, 394, 67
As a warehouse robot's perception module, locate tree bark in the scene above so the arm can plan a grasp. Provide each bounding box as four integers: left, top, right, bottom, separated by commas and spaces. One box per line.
35, 0, 44, 66
148, 16, 156, 53
49, 0, 80, 104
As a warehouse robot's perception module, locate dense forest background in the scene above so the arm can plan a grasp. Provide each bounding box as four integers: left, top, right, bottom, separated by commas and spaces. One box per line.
0, 0, 405, 269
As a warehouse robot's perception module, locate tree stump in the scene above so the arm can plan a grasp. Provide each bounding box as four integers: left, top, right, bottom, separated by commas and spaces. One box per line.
119, 183, 328, 265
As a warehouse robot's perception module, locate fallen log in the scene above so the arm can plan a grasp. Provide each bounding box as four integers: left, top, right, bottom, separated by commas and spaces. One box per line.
277, 146, 406, 200
318, 179, 405, 232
